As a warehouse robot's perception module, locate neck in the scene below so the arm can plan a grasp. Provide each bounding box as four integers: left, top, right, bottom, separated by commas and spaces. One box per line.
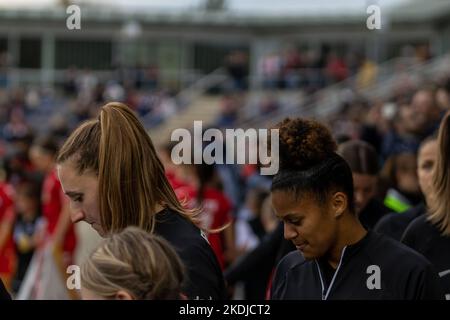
424, 194, 432, 207
326, 213, 367, 269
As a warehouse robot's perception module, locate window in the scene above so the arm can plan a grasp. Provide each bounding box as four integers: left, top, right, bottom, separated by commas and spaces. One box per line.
55, 39, 112, 69
19, 38, 41, 69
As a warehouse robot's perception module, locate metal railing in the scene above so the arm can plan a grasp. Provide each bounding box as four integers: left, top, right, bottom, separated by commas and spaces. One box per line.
175, 67, 228, 104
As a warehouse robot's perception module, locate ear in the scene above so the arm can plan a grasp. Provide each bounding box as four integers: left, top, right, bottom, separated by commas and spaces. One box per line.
330, 192, 348, 218
115, 290, 134, 300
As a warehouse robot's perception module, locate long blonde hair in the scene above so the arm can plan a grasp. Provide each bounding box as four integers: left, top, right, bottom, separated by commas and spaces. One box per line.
57, 102, 199, 234
429, 111, 450, 236
81, 226, 185, 300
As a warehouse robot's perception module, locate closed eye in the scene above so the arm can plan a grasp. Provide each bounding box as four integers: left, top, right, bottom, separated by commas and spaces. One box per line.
66, 191, 84, 203
275, 213, 303, 226
286, 216, 303, 226
73, 196, 83, 203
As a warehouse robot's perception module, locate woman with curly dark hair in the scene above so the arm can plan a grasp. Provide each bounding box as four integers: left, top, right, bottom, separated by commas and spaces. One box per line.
269, 117, 444, 300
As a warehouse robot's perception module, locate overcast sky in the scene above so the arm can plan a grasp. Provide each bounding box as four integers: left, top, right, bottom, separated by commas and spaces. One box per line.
0, 0, 411, 16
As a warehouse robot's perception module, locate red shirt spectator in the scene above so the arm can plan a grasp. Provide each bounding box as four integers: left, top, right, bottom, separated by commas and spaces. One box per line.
166, 170, 185, 190
0, 183, 16, 277
42, 170, 76, 255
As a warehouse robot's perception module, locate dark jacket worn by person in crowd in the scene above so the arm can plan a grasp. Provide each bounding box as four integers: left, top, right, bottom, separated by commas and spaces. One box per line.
225, 221, 295, 298
374, 203, 426, 241
358, 198, 390, 230
271, 231, 444, 300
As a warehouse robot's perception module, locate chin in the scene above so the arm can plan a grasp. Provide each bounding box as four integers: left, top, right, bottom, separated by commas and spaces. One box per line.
299, 249, 319, 261
301, 252, 314, 260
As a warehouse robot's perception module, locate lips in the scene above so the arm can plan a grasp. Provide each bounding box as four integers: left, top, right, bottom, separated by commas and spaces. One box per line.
295, 243, 307, 251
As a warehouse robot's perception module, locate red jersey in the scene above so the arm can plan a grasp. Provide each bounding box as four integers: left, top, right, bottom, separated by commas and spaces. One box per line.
0, 183, 15, 274
166, 170, 185, 190
42, 170, 76, 254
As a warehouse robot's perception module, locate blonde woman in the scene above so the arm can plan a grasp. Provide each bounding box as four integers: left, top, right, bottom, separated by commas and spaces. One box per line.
57, 102, 226, 299
81, 227, 185, 300
402, 111, 450, 299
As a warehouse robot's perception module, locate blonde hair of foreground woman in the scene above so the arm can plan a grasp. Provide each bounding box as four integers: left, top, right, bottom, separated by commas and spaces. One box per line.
81, 226, 186, 300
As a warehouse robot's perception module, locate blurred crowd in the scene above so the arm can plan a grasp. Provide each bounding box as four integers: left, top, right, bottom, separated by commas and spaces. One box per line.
0, 42, 449, 300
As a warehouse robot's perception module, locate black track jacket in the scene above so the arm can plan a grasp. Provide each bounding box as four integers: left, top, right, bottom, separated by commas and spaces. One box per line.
271, 231, 444, 300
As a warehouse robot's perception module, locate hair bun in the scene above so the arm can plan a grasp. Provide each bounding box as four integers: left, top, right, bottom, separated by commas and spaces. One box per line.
274, 118, 337, 171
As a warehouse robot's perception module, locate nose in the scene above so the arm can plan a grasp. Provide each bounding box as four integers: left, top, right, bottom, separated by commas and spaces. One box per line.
70, 210, 85, 224
283, 222, 298, 241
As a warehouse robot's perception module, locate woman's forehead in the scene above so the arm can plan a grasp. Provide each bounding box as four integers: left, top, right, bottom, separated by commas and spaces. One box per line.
272, 190, 314, 210
58, 162, 97, 186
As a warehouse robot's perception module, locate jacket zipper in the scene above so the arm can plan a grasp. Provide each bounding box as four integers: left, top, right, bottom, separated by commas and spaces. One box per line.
315, 246, 347, 300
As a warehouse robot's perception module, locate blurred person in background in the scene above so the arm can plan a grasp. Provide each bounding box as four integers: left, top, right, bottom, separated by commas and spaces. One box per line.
325, 52, 348, 84
162, 141, 238, 271
259, 95, 280, 116
375, 135, 438, 240
338, 140, 389, 229
410, 88, 442, 133
225, 190, 295, 299
380, 151, 422, 213
216, 95, 240, 128
225, 220, 295, 300
382, 88, 441, 160
3, 146, 36, 188
2, 108, 32, 143
158, 142, 186, 190
179, 161, 236, 270
235, 189, 269, 254
436, 85, 450, 111
62, 66, 78, 98
81, 227, 185, 300
355, 56, 378, 90
29, 136, 77, 267
359, 100, 395, 155
243, 162, 272, 194
381, 103, 422, 160
0, 51, 9, 89
0, 167, 15, 294
260, 195, 278, 235
225, 50, 248, 91
259, 52, 282, 89
233, 189, 270, 299
12, 182, 42, 295
281, 47, 302, 89
401, 111, 450, 298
